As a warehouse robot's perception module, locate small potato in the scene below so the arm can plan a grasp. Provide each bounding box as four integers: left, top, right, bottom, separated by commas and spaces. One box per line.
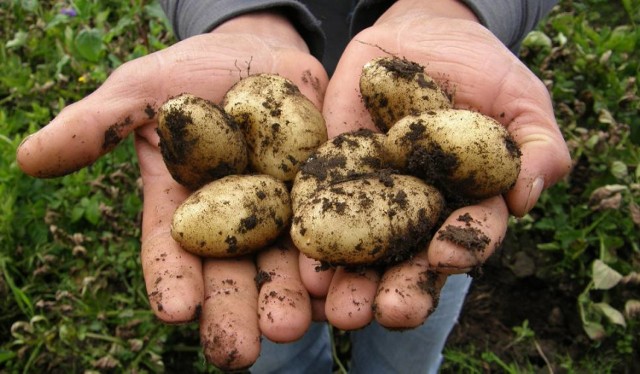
222, 74, 328, 181
291, 173, 444, 265
291, 129, 386, 211
157, 94, 248, 190
172, 175, 291, 257
360, 56, 452, 132
385, 109, 522, 200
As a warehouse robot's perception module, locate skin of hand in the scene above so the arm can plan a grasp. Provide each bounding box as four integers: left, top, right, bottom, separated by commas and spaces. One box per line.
16, 12, 327, 371
300, 0, 572, 330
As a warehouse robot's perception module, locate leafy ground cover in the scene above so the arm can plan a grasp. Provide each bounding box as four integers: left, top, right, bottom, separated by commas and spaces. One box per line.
1, 0, 638, 373
443, 1, 640, 373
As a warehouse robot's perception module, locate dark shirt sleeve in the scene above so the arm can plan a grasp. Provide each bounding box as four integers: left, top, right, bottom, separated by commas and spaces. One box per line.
349, 0, 558, 53
454, 0, 558, 51
159, 0, 558, 70
158, 0, 325, 59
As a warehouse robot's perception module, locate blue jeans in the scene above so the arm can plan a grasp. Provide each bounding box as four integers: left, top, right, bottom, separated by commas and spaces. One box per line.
250, 274, 472, 373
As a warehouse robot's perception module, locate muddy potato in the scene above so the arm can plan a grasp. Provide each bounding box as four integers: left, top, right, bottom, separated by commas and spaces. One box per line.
172, 175, 291, 257
222, 74, 328, 181
385, 109, 522, 200
290, 130, 386, 211
360, 56, 452, 133
291, 174, 444, 265
157, 94, 248, 190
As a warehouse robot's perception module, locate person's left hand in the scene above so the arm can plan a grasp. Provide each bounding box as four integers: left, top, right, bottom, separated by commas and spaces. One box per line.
300, 0, 572, 330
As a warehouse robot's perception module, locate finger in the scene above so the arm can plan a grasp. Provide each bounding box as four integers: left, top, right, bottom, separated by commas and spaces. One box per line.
428, 196, 509, 274
16, 51, 165, 178
136, 130, 204, 322
324, 267, 379, 330
298, 253, 335, 298
200, 257, 261, 371
256, 239, 312, 343
298, 251, 333, 322
504, 109, 572, 216
374, 259, 447, 329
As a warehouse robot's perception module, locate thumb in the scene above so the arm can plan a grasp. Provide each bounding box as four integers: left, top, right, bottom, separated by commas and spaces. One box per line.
505, 107, 572, 216
16, 52, 164, 178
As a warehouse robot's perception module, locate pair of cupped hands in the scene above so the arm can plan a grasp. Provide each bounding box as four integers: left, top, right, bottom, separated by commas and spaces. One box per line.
17, 1, 571, 370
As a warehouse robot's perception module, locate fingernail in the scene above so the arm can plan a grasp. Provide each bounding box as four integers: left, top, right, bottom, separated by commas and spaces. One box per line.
523, 176, 545, 214
17, 134, 32, 150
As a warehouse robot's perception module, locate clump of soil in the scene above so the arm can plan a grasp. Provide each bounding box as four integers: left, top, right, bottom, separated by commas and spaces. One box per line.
376, 57, 438, 90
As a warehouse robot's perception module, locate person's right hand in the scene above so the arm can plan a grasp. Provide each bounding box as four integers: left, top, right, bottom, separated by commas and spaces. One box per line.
16, 12, 327, 370
299, 0, 572, 331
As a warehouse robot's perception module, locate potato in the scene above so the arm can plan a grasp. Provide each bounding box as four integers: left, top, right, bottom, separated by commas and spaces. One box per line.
290, 129, 386, 211
172, 174, 291, 257
291, 173, 444, 265
222, 74, 328, 181
360, 56, 452, 132
385, 109, 521, 199
157, 94, 248, 190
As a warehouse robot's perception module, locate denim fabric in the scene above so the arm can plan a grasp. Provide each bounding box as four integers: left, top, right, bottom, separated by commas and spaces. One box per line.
251, 322, 333, 373
350, 274, 472, 374
250, 274, 472, 373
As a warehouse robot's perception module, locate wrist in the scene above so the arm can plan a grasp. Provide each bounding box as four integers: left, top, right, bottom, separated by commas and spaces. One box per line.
377, 0, 479, 24
212, 11, 309, 53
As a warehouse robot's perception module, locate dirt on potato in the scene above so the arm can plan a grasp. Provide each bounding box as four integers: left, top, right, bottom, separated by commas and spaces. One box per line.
360, 57, 451, 132
375, 57, 439, 90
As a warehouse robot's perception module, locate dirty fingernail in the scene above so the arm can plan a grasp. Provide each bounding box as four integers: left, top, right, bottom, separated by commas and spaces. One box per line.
523, 176, 545, 214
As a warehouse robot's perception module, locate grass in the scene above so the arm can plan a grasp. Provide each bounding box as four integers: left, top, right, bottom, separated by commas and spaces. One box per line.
1, 0, 638, 373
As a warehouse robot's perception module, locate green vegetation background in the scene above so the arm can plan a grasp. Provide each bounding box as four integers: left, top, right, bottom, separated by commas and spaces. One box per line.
1, 0, 638, 372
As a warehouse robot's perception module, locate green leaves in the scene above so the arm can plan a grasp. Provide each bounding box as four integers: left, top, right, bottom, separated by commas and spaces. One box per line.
511, 0, 640, 367
70, 196, 102, 225
5, 30, 28, 48
0, 1, 178, 372
75, 28, 104, 62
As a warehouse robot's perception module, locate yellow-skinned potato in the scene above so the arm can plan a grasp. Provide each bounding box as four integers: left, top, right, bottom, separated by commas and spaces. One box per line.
360, 56, 452, 132
385, 109, 522, 199
222, 74, 328, 181
157, 94, 248, 190
172, 175, 291, 257
291, 129, 386, 211
291, 173, 444, 265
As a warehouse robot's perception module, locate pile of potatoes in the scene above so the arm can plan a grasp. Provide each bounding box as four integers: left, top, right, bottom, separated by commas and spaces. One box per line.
291, 57, 521, 265
160, 56, 521, 266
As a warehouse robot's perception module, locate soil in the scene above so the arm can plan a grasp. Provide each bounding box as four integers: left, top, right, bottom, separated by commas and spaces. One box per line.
102, 116, 132, 151
443, 228, 596, 373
